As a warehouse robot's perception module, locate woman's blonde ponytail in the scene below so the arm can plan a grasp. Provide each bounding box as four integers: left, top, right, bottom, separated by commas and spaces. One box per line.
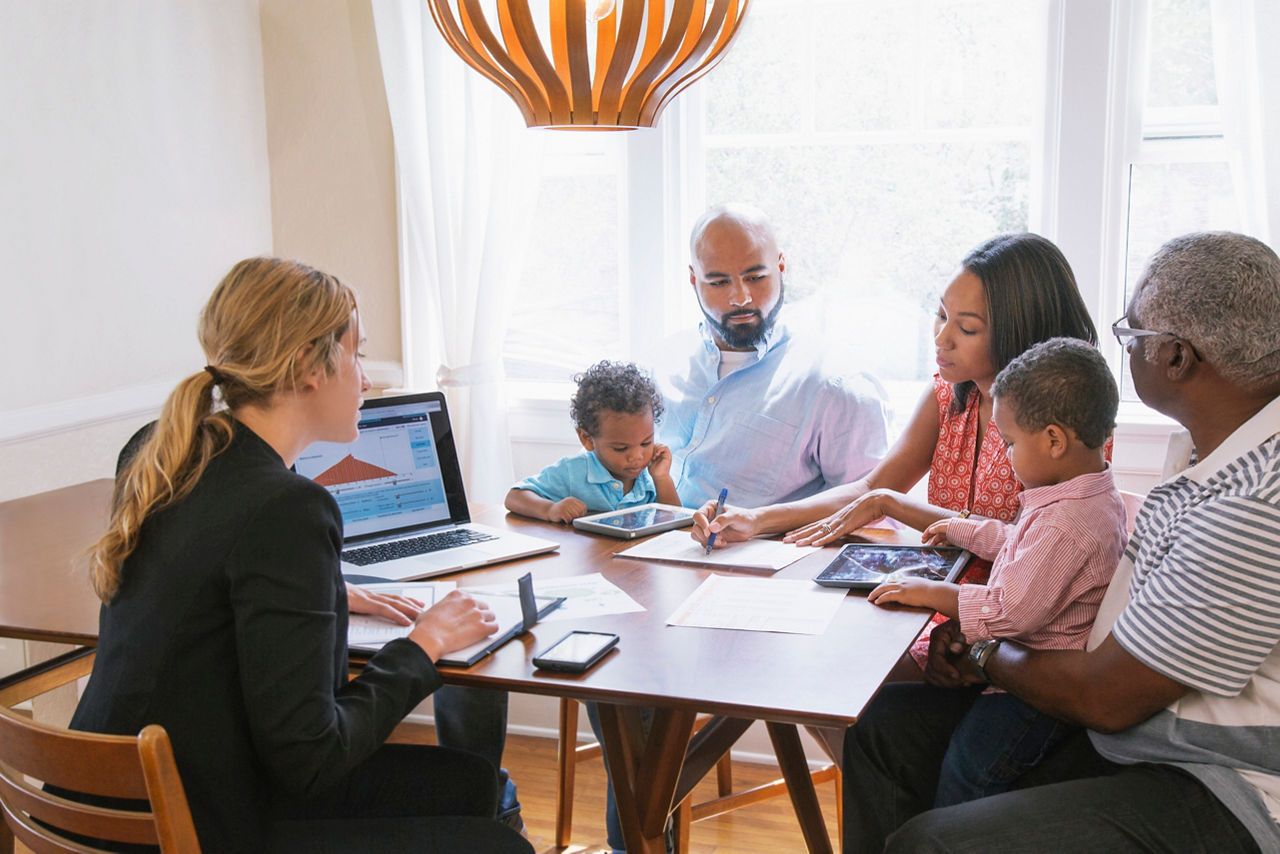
87, 257, 356, 603
89, 370, 234, 602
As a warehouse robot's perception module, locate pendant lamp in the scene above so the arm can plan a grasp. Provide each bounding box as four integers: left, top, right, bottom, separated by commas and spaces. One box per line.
424, 0, 752, 129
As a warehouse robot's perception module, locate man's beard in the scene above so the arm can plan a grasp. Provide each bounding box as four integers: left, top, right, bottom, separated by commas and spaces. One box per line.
703, 279, 785, 349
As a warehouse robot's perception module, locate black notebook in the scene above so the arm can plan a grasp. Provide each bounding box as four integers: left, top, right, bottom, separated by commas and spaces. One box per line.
436, 572, 565, 667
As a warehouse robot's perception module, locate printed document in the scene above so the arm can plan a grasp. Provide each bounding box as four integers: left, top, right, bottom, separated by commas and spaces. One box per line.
666, 574, 847, 634
616, 530, 818, 571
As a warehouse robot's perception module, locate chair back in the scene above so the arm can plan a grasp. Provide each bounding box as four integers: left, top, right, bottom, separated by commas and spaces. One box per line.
0, 704, 200, 853
1120, 489, 1147, 534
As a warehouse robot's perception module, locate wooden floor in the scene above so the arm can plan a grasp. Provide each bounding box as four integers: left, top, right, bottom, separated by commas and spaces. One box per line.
390, 722, 841, 854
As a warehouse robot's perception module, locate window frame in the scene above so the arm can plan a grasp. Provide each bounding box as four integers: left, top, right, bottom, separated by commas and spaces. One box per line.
507, 0, 1254, 490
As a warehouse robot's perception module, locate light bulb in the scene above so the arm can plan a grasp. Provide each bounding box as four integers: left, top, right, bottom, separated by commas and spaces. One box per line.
586, 0, 615, 25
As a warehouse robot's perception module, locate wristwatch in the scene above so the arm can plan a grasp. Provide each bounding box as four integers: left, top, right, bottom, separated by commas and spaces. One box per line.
968, 638, 1002, 683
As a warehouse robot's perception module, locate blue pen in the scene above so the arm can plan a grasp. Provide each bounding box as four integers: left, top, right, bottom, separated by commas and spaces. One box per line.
704, 487, 729, 555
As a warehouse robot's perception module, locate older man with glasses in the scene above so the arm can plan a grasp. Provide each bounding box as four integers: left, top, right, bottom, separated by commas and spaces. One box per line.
1111, 316, 1198, 355
841, 231, 1280, 853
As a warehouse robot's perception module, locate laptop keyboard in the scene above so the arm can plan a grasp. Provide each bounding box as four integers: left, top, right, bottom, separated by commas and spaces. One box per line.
342, 528, 498, 566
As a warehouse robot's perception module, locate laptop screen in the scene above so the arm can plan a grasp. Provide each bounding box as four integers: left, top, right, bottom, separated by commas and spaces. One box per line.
294, 392, 471, 543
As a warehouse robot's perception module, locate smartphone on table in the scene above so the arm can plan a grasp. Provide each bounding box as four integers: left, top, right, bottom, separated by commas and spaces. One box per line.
532, 630, 620, 673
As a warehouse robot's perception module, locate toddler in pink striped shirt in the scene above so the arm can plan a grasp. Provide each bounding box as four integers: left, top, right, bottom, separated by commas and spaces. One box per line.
869, 337, 1127, 806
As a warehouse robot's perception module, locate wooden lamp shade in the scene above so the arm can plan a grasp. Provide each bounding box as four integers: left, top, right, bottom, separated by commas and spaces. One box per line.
425, 0, 752, 129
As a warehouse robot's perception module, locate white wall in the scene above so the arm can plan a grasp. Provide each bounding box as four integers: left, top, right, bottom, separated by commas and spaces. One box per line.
259, 0, 402, 365
0, 1, 405, 503
0, 1, 274, 500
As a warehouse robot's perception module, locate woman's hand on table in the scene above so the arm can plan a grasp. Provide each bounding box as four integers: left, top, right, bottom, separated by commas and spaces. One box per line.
346, 582, 424, 626
783, 489, 898, 546
408, 591, 499, 661
690, 502, 760, 548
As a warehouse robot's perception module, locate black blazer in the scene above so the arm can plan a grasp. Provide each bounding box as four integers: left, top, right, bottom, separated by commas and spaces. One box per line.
71, 424, 441, 853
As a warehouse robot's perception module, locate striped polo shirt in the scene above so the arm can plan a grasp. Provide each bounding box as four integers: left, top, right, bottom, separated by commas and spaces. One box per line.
1087, 395, 1280, 852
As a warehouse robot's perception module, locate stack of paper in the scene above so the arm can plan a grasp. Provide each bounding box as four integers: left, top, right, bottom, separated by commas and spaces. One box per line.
347, 582, 454, 649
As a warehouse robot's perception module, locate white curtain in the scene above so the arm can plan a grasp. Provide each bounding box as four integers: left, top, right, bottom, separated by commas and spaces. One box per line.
1211, 0, 1280, 244
371, 1, 544, 503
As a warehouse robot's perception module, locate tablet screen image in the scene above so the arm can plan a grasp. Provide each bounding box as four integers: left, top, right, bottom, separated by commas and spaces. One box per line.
572, 503, 695, 539
594, 507, 686, 530
813, 544, 971, 590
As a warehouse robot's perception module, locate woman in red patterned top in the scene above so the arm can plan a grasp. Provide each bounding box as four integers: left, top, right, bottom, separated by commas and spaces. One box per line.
692, 233, 1098, 589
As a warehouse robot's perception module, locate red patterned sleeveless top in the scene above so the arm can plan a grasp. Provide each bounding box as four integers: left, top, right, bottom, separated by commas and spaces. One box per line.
910, 375, 1021, 666
928, 374, 1022, 525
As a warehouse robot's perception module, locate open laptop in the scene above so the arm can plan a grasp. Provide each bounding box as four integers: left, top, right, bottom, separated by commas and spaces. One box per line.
294, 392, 559, 581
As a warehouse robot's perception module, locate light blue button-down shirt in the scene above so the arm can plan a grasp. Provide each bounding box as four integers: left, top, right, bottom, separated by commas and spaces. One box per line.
653, 321, 889, 509
511, 450, 658, 512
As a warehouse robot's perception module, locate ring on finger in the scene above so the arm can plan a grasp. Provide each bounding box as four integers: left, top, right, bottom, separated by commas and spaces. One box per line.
821, 523, 832, 534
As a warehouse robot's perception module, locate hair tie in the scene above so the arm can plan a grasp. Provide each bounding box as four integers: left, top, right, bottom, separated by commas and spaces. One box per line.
204, 365, 223, 384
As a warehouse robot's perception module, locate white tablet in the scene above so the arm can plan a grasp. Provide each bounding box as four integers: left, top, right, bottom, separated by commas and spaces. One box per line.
571, 503, 696, 539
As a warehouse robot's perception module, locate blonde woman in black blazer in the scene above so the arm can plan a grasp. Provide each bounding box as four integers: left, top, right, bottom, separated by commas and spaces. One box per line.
72, 257, 532, 854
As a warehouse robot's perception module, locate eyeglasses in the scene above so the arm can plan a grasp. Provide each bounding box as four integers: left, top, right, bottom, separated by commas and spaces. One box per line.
1110, 315, 1174, 349
1111, 316, 1201, 359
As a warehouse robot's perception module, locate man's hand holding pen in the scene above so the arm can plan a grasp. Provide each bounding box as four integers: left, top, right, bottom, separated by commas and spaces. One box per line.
692, 492, 764, 548
702, 488, 729, 554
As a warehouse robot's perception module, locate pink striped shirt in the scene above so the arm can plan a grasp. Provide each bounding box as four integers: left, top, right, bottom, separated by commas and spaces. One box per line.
949, 465, 1127, 650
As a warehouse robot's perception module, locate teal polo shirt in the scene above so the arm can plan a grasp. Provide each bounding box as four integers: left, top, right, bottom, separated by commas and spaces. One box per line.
511, 450, 657, 512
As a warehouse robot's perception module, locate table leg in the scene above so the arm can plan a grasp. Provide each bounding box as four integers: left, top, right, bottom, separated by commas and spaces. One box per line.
555, 698, 579, 847
595, 702, 698, 854
766, 721, 833, 854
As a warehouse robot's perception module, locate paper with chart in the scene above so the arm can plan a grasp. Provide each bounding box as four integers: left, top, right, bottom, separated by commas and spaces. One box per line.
666, 574, 847, 634
615, 530, 818, 571
347, 581, 455, 649
462, 573, 644, 622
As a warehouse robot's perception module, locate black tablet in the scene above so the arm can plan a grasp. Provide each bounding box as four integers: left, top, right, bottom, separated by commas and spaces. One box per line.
813, 544, 971, 590
571, 503, 695, 539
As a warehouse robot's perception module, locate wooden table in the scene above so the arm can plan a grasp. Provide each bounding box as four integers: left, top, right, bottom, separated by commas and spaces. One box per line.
0, 479, 110, 706
0, 480, 934, 853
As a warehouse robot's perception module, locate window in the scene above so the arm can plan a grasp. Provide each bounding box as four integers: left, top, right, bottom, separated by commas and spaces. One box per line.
501, 0, 1267, 464
693, 0, 1047, 430
503, 134, 626, 382
1116, 0, 1241, 400
505, 0, 1050, 437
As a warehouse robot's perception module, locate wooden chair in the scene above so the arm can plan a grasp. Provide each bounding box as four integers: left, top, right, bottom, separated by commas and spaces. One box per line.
555, 698, 840, 851
0, 704, 200, 853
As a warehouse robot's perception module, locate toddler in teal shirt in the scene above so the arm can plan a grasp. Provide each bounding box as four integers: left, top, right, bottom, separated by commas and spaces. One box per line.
505, 361, 681, 523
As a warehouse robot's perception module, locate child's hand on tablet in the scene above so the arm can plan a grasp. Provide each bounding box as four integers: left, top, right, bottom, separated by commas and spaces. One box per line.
869, 576, 932, 607
922, 518, 956, 546
548, 497, 589, 524
868, 577, 961, 621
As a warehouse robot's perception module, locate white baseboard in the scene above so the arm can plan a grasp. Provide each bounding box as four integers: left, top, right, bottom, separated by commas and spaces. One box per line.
401, 711, 826, 769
